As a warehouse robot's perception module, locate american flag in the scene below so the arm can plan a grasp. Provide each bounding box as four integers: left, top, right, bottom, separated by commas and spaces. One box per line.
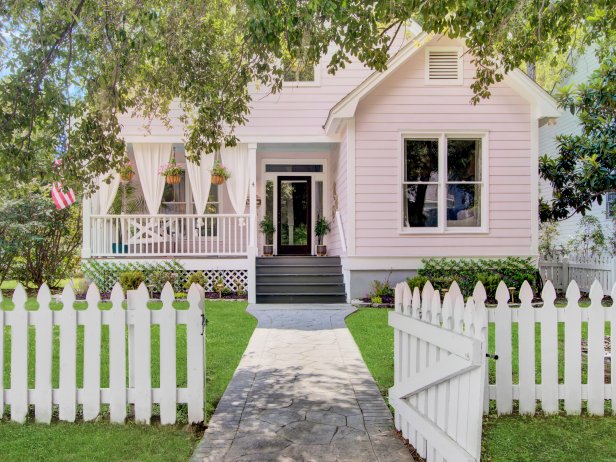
51, 182, 76, 210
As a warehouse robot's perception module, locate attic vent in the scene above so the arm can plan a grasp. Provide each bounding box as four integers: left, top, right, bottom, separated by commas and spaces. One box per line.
426, 48, 462, 84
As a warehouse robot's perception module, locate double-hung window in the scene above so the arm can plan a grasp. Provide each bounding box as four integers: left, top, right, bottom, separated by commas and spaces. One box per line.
402, 134, 486, 232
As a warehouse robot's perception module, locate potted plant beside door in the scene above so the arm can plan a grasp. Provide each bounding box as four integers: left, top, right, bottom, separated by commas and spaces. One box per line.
259, 215, 276, 256
315, 216, 330, 256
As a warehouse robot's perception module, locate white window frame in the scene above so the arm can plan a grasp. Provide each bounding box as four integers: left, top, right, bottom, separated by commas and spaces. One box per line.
399, 131, 489, 234
424, 46, 464, 86
282, 63, 321, 87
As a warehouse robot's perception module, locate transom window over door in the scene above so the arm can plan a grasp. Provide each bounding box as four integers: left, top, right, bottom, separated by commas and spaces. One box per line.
402, 134, 486, 232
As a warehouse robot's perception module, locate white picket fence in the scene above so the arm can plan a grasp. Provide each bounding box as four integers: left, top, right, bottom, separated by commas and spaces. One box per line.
0, 281, 205, 425
540, 253, 615, 293
391, 278, 614, 461
488, 279, 614, 416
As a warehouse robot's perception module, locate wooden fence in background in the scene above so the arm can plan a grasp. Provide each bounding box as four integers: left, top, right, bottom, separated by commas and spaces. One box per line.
0, 281, 205, 425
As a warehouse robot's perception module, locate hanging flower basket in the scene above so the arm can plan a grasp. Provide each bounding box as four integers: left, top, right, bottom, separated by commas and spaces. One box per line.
166, 174, 182, 185
118, 159, 135, 183
159, 156, 185, 185
210, 160, 230, 185
211, 175, 225, 185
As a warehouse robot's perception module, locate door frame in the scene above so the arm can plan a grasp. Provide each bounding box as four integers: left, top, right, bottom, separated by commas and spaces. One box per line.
277, 176, 312, 255
261, 158, 328, 256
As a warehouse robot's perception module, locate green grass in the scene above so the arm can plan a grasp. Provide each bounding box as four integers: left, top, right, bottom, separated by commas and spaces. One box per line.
0, 299, 256, 462
346, 307, 616, 462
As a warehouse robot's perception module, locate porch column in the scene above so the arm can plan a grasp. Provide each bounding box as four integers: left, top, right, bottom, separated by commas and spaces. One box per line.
248, 143, 258, 304
82, 195, 92, 258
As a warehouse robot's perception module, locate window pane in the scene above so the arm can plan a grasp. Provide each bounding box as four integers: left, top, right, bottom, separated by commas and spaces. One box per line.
282, 57, 315, 82
405, 139, 439, 182
447, 138, 482, 181
447, 184, 481, 227
403, 184, 438, 227
161, 171, 186, 214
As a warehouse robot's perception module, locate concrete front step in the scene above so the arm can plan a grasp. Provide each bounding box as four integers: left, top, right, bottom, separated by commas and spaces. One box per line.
256, 264, 343, 275
256, 256, 341, 266
255, 293, 348, 303
256, 273, 344, 284
256, 282, 346, 294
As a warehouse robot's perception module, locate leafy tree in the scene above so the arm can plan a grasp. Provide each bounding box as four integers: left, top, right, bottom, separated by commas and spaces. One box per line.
1, 1, 614, 192
539, 51, 616, 222
0, 184, 82, 288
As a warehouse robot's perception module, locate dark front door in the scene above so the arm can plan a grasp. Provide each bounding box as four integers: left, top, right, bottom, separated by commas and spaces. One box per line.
277, 176, 311, 255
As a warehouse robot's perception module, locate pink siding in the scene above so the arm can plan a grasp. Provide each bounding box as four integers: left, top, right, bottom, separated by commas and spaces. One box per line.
327, 125, 348, 256
353, 37, 533, 257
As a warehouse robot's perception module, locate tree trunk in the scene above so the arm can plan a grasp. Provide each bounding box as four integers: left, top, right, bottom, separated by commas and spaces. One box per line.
527, 62, 536, 81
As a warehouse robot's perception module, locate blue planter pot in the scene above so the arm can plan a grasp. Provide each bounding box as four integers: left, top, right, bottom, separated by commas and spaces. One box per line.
112, 243, 129, 254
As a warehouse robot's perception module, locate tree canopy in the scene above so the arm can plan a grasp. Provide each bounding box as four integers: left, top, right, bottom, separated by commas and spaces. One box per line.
1, 0, 614, 192
539, 50, 616, 222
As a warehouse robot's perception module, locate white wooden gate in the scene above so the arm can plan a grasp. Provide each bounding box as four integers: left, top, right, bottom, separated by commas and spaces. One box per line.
389, 281, 488, 462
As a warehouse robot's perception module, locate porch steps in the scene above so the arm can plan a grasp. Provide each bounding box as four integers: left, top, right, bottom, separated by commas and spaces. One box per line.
256, 256, 346, 303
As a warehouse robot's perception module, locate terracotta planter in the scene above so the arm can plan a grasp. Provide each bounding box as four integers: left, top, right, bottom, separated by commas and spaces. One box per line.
262, 245, 274, 256
120, 172, 134, 182
166, 174, 181, 185
211, 174, 225, 185
316, 244, 327, 256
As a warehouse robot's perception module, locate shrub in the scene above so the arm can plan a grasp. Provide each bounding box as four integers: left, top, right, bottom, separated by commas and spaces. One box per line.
371, 295, 383, 304
119, 271, 145, 291
406, 275, 429, 292
370, 279, 394, 298
150, 270, 178, 293
185, 271, 207, 289
476, 273, 501, 299
0, 184, 81, 288
221, 286, 233, 296
234, 278, 246, 297
418, 257, 537, 298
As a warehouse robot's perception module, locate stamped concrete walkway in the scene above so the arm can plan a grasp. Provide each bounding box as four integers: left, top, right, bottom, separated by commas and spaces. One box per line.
191, 304, 412, 462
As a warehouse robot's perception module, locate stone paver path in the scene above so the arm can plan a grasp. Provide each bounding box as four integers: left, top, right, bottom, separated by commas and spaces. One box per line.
191, 304, 412, 462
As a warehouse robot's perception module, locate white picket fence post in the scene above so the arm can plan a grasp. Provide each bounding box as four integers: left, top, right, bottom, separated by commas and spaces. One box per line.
0, 281, 206, 424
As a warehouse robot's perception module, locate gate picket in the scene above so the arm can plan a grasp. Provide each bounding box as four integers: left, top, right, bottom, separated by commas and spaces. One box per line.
187, 283, 205, 423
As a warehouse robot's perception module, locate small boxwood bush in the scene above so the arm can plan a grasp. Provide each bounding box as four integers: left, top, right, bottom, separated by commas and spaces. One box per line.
185, 271, 207, 289
418, 257, 537, 298
119, 271, 145, 291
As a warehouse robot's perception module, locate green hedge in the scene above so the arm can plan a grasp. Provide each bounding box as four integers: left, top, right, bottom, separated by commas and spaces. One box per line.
82, 260, 185, 293
415, 257, 538, 298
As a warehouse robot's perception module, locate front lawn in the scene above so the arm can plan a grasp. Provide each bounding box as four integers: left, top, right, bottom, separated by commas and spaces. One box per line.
346, 307, 616, 462
0, 300, 256, 462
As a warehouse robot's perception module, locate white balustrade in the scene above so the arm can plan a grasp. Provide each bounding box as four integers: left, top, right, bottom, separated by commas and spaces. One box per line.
89, 214, 249, 257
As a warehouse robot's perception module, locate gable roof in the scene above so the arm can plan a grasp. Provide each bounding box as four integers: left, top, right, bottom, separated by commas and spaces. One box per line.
323, 33, 561, 134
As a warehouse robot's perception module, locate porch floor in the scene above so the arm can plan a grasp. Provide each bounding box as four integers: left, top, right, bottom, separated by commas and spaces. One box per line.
190, 305, 412, 461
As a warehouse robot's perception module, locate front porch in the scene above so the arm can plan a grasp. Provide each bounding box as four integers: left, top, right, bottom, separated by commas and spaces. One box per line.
81, 141, 349, 303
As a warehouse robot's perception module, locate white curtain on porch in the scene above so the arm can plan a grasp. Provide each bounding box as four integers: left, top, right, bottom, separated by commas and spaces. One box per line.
133, 143, 172, 215
221, 144, 249, 214
186, 153, 216, 214
96, 171, 120, 215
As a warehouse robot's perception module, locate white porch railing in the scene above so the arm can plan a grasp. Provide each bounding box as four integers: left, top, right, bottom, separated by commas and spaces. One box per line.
90, 214, 249, 257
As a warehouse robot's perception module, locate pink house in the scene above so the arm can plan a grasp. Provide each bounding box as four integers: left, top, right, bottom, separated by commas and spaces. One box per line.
82, 29, 560, 303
